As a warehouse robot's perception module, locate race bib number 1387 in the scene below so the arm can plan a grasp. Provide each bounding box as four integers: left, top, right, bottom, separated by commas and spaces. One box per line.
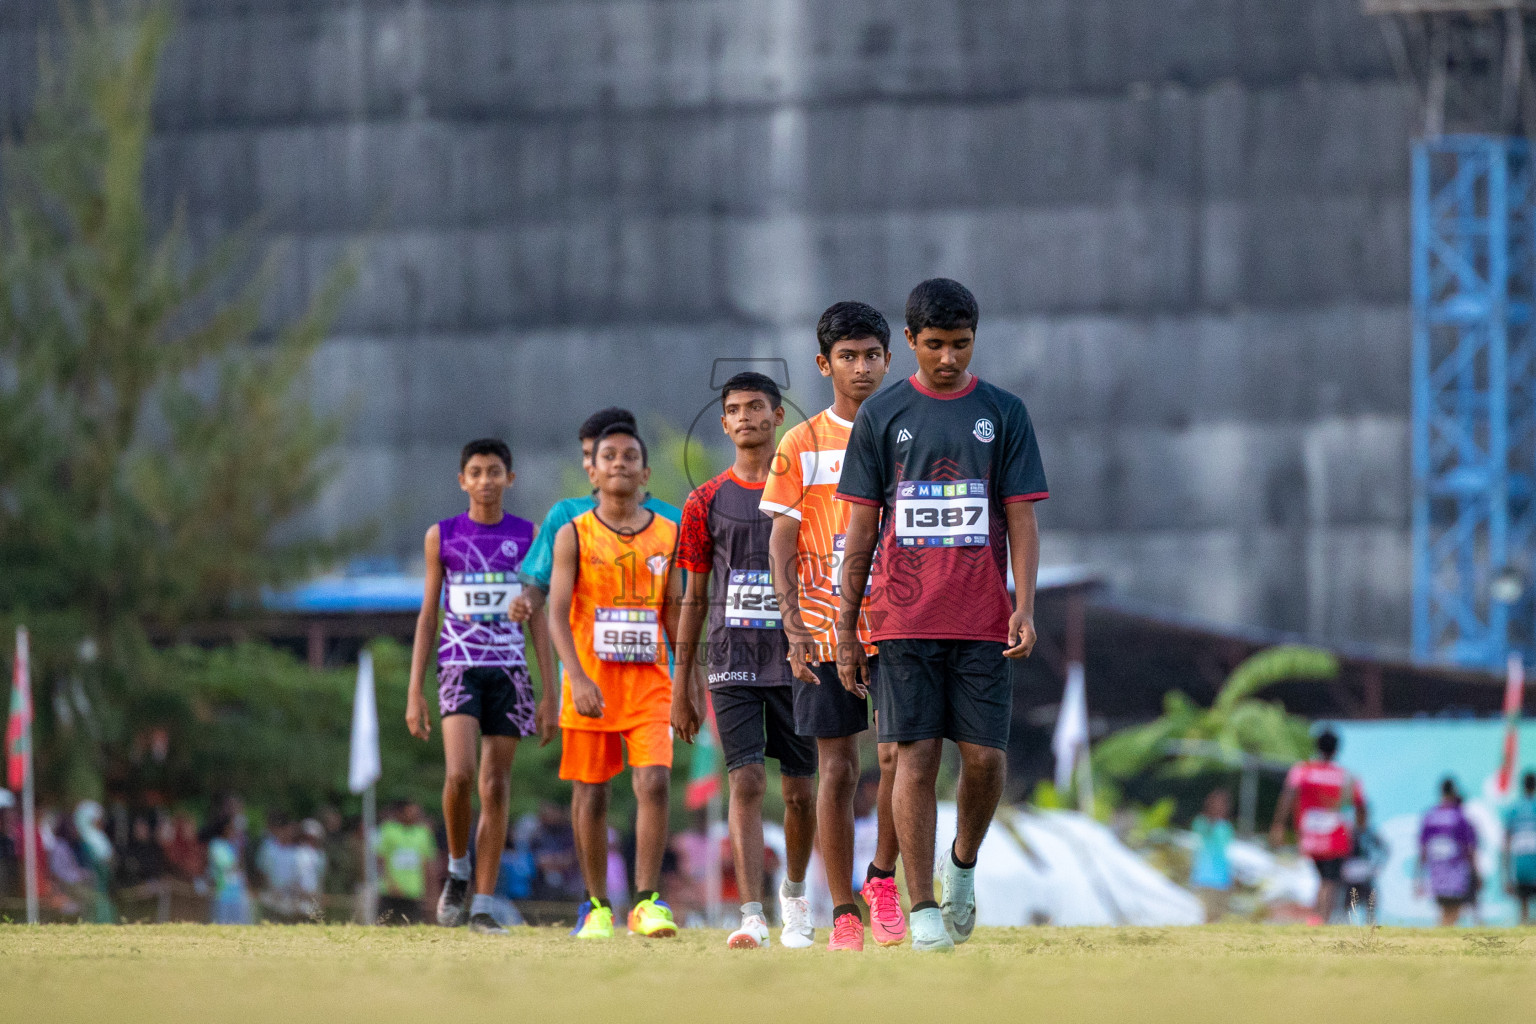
894, 480, 989, 547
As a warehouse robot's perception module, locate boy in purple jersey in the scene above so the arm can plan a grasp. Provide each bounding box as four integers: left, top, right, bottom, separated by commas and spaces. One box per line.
406, 438, 557, 935
836, 279, 1047, 952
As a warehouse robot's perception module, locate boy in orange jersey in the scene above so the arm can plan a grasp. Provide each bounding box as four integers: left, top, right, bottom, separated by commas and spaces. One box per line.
760, 301, 903, 951
547, 423, 686, 940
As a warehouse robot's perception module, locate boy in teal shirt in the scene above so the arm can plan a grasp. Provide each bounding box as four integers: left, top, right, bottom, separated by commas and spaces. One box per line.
1503, 771, 1536, 923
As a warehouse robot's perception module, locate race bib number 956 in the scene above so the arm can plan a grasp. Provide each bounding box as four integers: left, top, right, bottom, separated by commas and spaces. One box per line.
447, 574, 522, 621
894, 480, 989, 547
594, 608, 660, 662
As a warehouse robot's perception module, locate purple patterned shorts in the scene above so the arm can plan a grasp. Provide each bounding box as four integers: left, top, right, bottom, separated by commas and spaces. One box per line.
437, 665, 536, 738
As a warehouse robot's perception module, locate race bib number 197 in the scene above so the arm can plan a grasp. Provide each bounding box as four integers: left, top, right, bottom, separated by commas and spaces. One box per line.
594, 608, 660, 663
894, 480, 989, 547
447, 574, 522, 621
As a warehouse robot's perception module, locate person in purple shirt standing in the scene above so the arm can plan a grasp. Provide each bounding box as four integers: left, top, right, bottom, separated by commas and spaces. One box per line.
406, 438, 557, 935
1418, 777, 1480, 926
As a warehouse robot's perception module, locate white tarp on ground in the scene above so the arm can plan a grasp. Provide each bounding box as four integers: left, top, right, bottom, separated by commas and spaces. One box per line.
945, 804, 1205, 926
764, 805, 1203, 927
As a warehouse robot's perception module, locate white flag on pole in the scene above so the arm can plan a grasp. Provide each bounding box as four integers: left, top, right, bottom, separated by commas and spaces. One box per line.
348, 650, 381, 794
1053, 662, 1089, 792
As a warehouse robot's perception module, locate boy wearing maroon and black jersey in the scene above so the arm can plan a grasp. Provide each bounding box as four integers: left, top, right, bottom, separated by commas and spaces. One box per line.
835, 278, 1048, 952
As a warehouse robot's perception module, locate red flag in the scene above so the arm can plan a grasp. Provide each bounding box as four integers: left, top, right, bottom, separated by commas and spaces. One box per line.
7, 627, 31, 791
1496, 653, 1524, 797
684, 699, 721, 811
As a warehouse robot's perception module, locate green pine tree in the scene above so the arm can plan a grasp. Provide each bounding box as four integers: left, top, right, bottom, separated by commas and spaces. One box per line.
0, 2, 357, 797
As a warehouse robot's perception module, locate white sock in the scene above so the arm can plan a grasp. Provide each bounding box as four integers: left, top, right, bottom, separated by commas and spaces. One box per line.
780, 878, 805, 899
448, 856, 472, 880
741, 901, 764, 921
470, 894, 496, 918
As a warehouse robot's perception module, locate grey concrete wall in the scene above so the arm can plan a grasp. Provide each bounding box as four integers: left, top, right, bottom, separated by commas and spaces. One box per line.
0, 0, 1418, 649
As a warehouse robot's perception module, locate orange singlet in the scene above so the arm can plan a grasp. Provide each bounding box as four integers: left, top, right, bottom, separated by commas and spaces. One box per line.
558, 507, 678, 784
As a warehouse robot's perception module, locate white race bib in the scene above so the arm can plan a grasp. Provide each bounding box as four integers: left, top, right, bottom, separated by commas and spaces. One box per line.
894, 480, 989, 547
389, 848, 422, 872
1512, 829, 1536, 856
725, 570, 781, 628
1299, 808, 1341, 837
594, 608, 660, 663
447, 574, 521, 621
1427, 835, 1461, 862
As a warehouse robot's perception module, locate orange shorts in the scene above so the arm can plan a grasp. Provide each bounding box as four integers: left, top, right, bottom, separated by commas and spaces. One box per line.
559, 721, 674, 784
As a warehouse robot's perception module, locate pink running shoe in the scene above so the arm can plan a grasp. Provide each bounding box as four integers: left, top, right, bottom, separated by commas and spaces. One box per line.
828, 911, 864, 951
860, 875, 908, 947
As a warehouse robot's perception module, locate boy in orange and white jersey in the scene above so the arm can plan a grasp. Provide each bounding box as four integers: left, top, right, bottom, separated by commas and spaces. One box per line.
760, 301, 904, 951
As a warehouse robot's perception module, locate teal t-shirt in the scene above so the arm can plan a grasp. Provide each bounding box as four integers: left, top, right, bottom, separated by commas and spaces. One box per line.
1189, 815, 1234, 891
519, 493, 682, 592
1505, 798, 1536, 883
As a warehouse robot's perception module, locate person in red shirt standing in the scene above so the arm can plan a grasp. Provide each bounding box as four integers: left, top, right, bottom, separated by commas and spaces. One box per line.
1269, 728, 1367, 924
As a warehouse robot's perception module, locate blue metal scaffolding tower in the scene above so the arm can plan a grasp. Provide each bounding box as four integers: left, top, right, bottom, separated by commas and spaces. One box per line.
1412, 135, 1536, 670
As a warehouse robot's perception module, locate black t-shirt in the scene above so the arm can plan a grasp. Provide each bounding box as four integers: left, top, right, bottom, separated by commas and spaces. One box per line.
836, 374, 1048, 643
677, 469, 791, 688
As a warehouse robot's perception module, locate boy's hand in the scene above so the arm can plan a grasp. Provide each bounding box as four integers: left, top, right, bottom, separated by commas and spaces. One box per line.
1004, 610, 1037, 659
536, 698, 558, 747
508, 593, 534, 623
405, 691, 432, 741
672, 689, 702, 743
836, 638, 869, 699
785, 635, 819, 685
571, 674, 605, 718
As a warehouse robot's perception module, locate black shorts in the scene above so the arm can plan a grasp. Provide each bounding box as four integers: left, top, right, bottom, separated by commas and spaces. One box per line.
876, 639, 1011, 749
1515, 882, 1536, 900
1312, 857, 1345, 883
794, 658, 879, 738
711, 685, 817, 778
437, 665, 536, 738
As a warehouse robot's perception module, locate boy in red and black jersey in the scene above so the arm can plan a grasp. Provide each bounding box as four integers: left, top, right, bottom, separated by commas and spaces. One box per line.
673, 373, 817, 950
835, 278, 1048, 952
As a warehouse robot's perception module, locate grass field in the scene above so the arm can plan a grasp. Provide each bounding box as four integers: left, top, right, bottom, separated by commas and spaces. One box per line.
3, 924, 1534, 1023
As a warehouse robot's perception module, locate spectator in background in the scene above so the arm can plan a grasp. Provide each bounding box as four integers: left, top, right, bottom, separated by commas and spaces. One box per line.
292, 819, 327, 921
1269, 728, 1367, 925
1341, 823, 1389, 923
1190, 789, 1235, 921
850, 769, 882, 895
119, 812, 167, 890
74, 800, 117, 923
605, 826, 629, 913
0, 790, 17, 898
529, 802, 581, 902
159, 811, 205, 883
1419, 777, 1479, 926
377, 801, 436, 924
495, 817, 537, 902
256, 814, 301, 922
1503, 771, 1536, 925
205, 814, 253, 924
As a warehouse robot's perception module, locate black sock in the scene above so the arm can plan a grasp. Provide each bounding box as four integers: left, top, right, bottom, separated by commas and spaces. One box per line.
832, 903, 861, 922
912, 900, 939, 913
950, 841, 977, 871
866, 863, 895, 882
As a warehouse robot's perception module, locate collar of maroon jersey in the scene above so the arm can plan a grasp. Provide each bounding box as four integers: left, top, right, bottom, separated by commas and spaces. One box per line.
910, 373, 978, 399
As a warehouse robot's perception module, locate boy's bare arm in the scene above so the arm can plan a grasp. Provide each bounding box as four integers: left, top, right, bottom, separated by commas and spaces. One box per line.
406, 524, 444, 740
769, 513, 818, 685
549, 524, 602, 718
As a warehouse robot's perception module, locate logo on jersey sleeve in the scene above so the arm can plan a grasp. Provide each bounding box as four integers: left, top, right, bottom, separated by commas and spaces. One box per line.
799, 450, 845, 487
972, 418, 995, 443
896, 428, 913, 444
645, 554, 671, 576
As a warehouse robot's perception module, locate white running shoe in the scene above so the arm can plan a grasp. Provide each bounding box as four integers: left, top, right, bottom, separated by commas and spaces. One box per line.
909, 906, 955, 953
727, 913, 771, 949
779, 882, 814, 949
938, 847, 977, 944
